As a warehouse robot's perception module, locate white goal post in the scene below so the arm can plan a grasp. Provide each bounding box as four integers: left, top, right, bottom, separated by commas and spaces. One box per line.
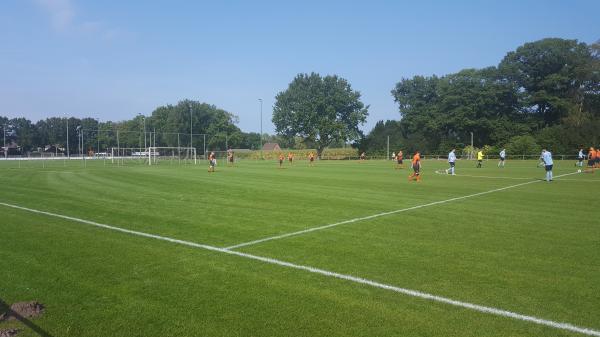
147, 147, 197, 165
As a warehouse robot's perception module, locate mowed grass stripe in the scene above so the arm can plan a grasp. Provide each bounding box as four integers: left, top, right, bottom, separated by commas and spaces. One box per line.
1, 200, 599, 336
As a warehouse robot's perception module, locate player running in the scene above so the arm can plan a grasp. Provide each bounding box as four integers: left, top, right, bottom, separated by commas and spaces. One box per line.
208, 151, 216, 173
498, 149, 506, 167
278, 153, 284, 168
395, 150, 404, 169
446, 148, 456, 175
308, 152, 315, 167
288, 152, 294, 165
541, 149, 553, 182
408, 151, 421, 182
360, 152, 366, 161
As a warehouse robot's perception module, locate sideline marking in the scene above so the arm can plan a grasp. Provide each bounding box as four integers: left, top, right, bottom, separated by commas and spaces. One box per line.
225, 171, 579, 250
0, 199, 599, 336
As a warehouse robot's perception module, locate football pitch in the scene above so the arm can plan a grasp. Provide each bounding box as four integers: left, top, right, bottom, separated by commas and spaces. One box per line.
1, 158, 599, 337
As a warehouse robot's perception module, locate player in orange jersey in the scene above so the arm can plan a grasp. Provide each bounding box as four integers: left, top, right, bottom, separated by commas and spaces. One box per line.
227, 148, 234, 167
308, 152, 315, 166
408, 151, 421, 182
587, 147, 596, 173
288, 152, 294, 165
278, 153, 285, 168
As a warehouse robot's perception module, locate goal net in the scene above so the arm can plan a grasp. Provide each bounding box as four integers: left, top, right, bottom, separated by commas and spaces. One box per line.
147, 147, 197, 165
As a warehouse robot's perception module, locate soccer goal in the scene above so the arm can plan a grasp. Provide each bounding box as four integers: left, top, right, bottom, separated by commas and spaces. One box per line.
147, 147, 197, 165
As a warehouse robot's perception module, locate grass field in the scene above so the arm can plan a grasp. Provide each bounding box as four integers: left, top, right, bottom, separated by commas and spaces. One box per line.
1, 157, 599, 337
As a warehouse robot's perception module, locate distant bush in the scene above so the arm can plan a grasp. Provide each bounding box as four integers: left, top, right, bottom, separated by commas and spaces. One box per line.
506, 135, 541, 155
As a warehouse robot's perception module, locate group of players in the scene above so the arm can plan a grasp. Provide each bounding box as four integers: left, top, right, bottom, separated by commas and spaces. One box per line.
207, 147, 600, 181
207, 149, 317, 172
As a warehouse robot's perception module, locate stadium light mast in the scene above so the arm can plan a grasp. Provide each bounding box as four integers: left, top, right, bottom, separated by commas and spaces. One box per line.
259, 98, 263, 159
2, 124, 6, 159
139, 114, 146, 150
189, 103, 193, 150
470, 131, 474, 160
96, 118, 100, 155
65, 116, 70, 158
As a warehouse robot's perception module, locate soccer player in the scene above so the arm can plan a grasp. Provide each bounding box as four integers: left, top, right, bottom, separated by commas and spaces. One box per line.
360, 152, 366, 161
587, 147, 596, 173
498, 149, 506, 167
227, 148, 234, 166
308, 152, 315, 167
208, 151, 216, 173
278, 153, 284, 168
395, 150, 404, 169
476, 150, 484, 168
288, 152, 294, 165
596, 147, 600, 168
408, 151, 421, 182
541, 149, 553, 182
577, 148, 585, 167
391, 152, 395, 161
446, 149, 456, 175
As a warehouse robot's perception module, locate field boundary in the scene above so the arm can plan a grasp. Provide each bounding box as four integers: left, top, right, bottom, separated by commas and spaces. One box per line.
224, 171, 580, 250
0, 199, 599, 336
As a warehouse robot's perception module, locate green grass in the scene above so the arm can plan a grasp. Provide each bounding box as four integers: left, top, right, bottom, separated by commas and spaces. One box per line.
1, 158, 599, 337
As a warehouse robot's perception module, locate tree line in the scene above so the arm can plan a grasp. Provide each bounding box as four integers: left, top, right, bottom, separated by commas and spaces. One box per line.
360, 38, 600, 155
1, 100, 265, 155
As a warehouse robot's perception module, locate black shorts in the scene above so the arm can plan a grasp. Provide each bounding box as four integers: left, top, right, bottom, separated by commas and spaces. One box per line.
289, 158, 293, 162
589, 160, 595, 167
397, 159, 403, 164
279, 160, 283, 164
310, 157, 314, 162
228, 157, 234, 163
449, 162, 455, 167
412, 163, 420, 173
545, 164, 553, 172
500, 157, 505, 161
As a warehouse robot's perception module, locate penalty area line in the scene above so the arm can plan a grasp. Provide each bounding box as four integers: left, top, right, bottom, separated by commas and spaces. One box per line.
0, 200, 599, 336
225, 171, 580, 250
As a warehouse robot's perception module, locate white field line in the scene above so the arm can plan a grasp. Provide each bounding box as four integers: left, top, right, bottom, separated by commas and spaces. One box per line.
434, 170, 533, 180
0, 200, 599, 336
225, 171, 580, 250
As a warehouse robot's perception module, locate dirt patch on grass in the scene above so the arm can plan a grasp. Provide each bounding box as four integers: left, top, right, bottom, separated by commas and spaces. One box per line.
0, 328, 20, 337
0, 302, 44, 321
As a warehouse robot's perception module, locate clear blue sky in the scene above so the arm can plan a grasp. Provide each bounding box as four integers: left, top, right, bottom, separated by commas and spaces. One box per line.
1, 0, 598, 134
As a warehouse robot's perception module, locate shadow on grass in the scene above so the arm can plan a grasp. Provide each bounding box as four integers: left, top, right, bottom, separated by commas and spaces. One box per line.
0, 298, 54, 337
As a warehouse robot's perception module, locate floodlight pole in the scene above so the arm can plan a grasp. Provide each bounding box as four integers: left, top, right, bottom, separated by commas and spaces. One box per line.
387, 135, 390, 160
189, 103, 193, 154
259, 98, 263, 159
142, 115, 146, 150
65, 117, 70, 158
470, 132, 474, 160
96, 118, 100, 156
2, 124, 6, 159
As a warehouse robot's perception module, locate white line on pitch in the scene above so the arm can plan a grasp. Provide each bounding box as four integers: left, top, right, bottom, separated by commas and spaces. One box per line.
225, 171, 580, 250
0, 198, 598, 337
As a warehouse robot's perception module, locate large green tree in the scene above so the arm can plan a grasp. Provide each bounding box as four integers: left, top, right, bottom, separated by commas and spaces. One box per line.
272, 73, 369, 156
